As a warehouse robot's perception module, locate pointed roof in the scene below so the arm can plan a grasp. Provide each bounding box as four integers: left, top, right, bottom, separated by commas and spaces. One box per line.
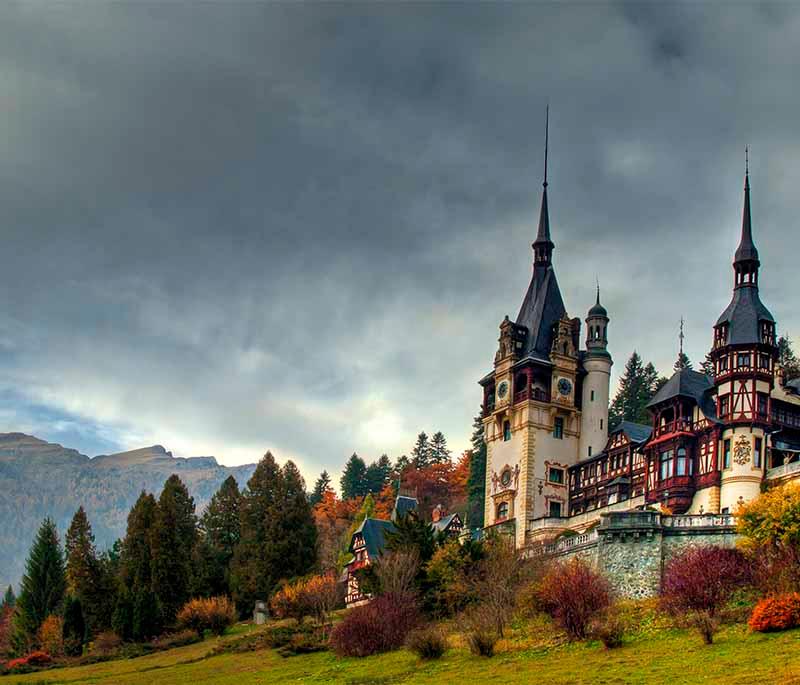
646, 368, 720, 422
734, 168, 759, 264
349, 517, 395, 558
588, 284, 607, 318
610, 420, 652, 445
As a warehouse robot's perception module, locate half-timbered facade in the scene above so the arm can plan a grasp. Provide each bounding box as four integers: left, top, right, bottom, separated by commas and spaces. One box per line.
482, 155, 800, 545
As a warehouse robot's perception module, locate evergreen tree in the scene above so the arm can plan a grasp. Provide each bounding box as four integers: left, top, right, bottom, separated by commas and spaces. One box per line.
340, 453, 368, 499
609, 352, 665, 427
364, 455, 392, 494
309, 471, 332, 506
269, 461, 317, 583
394, 454, 411, 477
111, 588, 134, 641
673, 352, 693, 372
150, 475, 197, 623
61, 595, 86, 656
384, 511, 437, 563
2, 586, 14, 609
778, 335, 800, 382
132, 588, 161, 641
429, 432, 452, 464
120, 492, 157, 593
466, 413, 487, 528
65, 506, 106, 634
700, 351, 715, 377
195, 476, 241, 597
230, 451, 282, 614
12, 518, 66, 652
411, 432, 432, 469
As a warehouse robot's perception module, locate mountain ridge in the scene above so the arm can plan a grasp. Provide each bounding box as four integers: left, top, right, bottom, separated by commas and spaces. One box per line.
0, 432, 257, 591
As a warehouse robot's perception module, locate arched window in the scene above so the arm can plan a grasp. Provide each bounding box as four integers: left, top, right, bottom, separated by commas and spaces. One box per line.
496, 502, 509, 520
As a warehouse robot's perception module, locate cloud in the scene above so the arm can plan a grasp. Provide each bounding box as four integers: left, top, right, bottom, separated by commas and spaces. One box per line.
0, 3, 798, 485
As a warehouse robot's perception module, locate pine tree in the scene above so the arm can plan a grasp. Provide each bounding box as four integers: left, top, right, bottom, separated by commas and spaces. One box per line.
269, 461, 317, 583
466, 413, 487, 528
12, 518, 66, 652
132, 588, 161, 641
195, 476, 241, 597
778, 335, 800, 382
340, 453, 368, 499
61, 595, 86, 656
411, 432, 432, 469
230, 451, 282, 614
120, 492, 157, 593
700, 351, 715, 377
2, 586, 14, 609
429, 432, 452, 464
673, 352, 693, 372
309, 471, 332, 506
609, 352, 665, 427
394, 454, 411, 477
150, 474, 197, 622
364, 455, 392, 494
384, 510, 437, 563
64, 506, 107, 634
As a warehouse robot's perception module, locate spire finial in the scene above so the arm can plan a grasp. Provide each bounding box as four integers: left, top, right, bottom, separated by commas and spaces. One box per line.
543, 103, 549, 188
745, 146, 750, 190
679, 316, 685, 358
596, 276, 600, 305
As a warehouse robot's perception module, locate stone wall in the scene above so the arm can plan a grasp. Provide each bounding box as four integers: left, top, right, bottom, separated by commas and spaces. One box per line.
535, 511, 739, 598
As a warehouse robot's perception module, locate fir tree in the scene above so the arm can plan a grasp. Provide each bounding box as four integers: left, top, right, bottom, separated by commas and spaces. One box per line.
700, 351, 715, 377
61, 595, 86, 656
364, 455, 392, 494
111, 588, 134, 641
394, 454, 411, 477
466, 413, 487, 528
411, 432, 432, 469
269, 461, 317, 583
230, 451, 282, 614
64, 506, 107, 634
609, 352, 665, 427
340, 453, 368, 500
309, 471, 332, 506
384, 510, 437, 563
120, 492, 157, 592
12, 518, 66, 651
150, 474, 197, 622
778, 335, 800, 382
674, 352, 693, 372
132, 588, 161, 641
195, 475, 241, 597
2, 586, 14, 609
429, 432, 452, 464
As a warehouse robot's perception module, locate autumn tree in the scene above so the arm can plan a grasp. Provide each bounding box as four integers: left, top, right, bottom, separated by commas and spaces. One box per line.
467, 413, 487, 528
194, 476, 241, 597
309, 471, 333, 506
336, 493, 375, 570
12, 518, 66, 653
340, 453, 368, 500
313, 491, 361, 571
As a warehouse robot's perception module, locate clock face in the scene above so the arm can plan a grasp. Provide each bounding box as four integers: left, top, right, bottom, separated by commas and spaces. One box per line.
497, 380, 509, 399
557, 378, 572, 396
500, 468, 511, 487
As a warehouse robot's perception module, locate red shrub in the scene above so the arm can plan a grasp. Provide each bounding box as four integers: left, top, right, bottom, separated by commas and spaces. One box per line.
5, 651, 51, 671
533, 559, 611, 640
661, 546, 751, 617
329, 592, 420, 657
748, 593, 800, 632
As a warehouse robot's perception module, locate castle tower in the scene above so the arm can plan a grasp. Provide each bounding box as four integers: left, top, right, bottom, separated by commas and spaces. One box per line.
580, 286, 612, 460
480, 109, 580, 548
710, 160, 777, 513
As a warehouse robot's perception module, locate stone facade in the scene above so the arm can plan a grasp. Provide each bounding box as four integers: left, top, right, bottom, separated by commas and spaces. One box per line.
536, 511, 739, 598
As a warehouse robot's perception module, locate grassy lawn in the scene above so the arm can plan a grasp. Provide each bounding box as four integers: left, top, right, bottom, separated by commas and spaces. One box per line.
5, 618, 800, 684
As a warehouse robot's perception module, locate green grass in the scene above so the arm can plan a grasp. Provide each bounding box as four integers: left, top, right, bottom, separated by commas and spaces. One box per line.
6, 617, 800, 684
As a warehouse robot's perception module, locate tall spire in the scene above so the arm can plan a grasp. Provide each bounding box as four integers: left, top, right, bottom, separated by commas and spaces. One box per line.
533, 105, 554, 266
735, 147, 759, 266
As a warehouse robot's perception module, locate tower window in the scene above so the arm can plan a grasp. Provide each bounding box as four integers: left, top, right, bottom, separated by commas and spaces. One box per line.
503, 420, 511, 442
600, 419, 603, 430
737, 353, 751, 369
548, 467, 564, 484
757, 393, 769, 417
754, 438, 762, 468
588, 446, 592, 457
676, 447, 688, 476
719, 395, 730, 417
496, 502, 509, 520
548, 501, 562, 518
759, 354, 770, 370
723, 439, 731, 469
553, 417, 564, 440
590, 390, 595, 402
659, 449, 674, 480
718, 356, 729, 373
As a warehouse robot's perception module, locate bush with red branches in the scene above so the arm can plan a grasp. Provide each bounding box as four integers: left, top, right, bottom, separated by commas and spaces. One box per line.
329, 592, 420, 657
748, 593, 800, 632
532, 558, 612, 640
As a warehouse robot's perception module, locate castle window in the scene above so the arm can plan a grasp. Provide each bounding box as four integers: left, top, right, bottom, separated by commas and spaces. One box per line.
659, 449, 673, 480
718, 356, 729, 373
757, 393, 768, 417
737, 352, 751, 369
588, 446, 592, 457
553, 417, 564, 440
723, 439, 731, 469
548, 501, 562, 517
676, 447, 688, 476
759, 354, 770, 370
600, 419, 603, 429
548, 467, 564, 484
503, 420, 511, 442
719, 395, 730, 417
496, 502, 509, 520
754, 437, 763, 468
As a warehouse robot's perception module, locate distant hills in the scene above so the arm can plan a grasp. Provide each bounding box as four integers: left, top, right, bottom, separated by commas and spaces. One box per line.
0, 433, 257, 591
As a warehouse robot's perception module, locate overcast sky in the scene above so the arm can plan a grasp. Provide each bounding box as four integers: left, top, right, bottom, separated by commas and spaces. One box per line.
0, 3, 798, 486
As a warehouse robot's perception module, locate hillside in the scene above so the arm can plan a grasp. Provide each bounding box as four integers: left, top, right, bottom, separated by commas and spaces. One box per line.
0, 433, 256, 590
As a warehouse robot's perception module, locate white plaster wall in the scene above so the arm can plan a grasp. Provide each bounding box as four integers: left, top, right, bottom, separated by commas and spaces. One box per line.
720, 427, 763, 513
579, 356, 611, 460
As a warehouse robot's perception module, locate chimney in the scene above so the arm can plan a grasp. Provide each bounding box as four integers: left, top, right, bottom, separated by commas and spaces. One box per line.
432, 504, 443, 523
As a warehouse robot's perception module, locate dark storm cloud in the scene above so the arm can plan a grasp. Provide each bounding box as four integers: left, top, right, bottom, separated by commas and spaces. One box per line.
0, 3, 798, 479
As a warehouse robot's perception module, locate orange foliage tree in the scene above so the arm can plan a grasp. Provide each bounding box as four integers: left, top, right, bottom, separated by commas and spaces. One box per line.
313, 491, 361, 572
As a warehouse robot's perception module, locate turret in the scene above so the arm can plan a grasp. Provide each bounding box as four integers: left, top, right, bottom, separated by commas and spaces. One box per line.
580, 286, 612, 460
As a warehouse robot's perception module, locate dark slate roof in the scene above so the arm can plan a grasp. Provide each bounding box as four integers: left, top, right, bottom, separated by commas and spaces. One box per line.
588, 287, 607, 318
716, 286, 774, 345
350, 518, 395, 559
432, 512, 460, 534
611, 421, 652, 444
646, 368, 721, 423
735, 173, 759, 263
786, 378, 800, 394
392, 495, 418, 522
516, 266, 566, 360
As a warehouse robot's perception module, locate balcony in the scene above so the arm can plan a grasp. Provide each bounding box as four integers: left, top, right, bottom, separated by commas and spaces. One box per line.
654, 418, 693, 438
514, 387, 551, 404
767, 460, 800, 482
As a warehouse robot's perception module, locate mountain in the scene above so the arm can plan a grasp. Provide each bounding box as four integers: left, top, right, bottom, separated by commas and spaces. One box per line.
0, 433, 257, 591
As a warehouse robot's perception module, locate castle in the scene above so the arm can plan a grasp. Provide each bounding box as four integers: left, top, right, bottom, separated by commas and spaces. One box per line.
480, 142, 800, 551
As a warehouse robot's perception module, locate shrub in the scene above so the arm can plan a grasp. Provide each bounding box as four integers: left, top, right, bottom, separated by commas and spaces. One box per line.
748, 593, 800, 632
533, 558, 611, 640
329, 592, 420, 657
275, 630, 327, 658
589, 612, 624, 649
692, 610, 720, 645
24, 650, 51, 666
36, 615, 64, 657
177, 596, 236, 638
406, 626, 447, 660
271, 573, 339, 630
150, 629, 201, 650
91, 631, 123, 655
460, 604, 499, 657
